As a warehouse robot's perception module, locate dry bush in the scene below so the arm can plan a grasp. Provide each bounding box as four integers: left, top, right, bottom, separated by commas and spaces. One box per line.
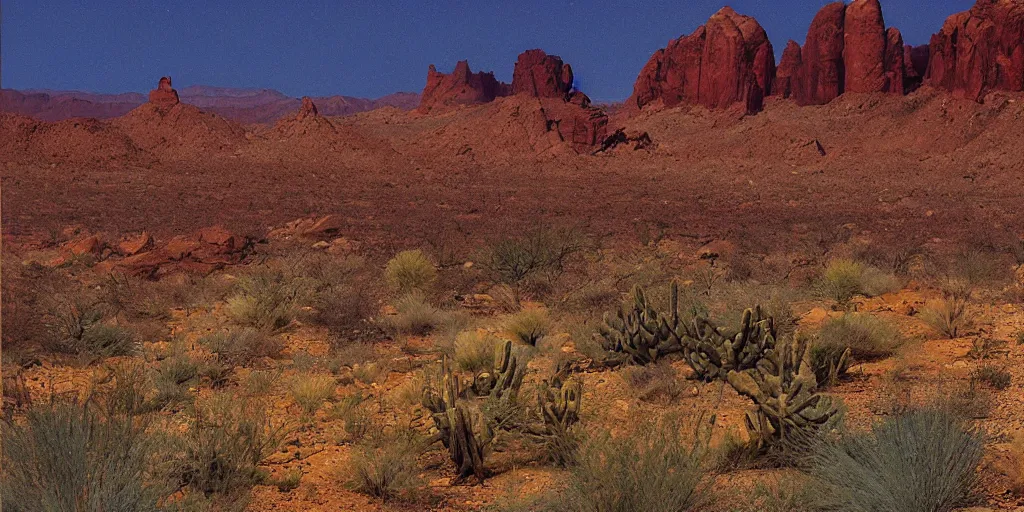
972, 364, 1011, 390
480, 227, 586, 303
289, 374, 337, 417
152, 348, 200, 407
198, 327, 284, 366
297, 253, 378, 337
1, 400, 172, 512
815, 313, 903, 360
504, 308, 552, 346
920, 295, 973, 339
708, 281, 799, 340
809, 408, 983, 512
453, 330, 500, 373
733, 473, 831, 512
818, 259, 901, 304
330, 393, 372, 443
226, 267, 306, 331
620, 361, 685, 403
44, 290, 137, 360
242, 369, 279, 396
176, 393, 289, 507
550, 417, 713, 512
386, 292, 446, 336
346, 428, 423, 502
385, 249, 437, 295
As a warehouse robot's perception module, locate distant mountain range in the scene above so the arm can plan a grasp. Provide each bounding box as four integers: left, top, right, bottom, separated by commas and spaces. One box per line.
0, 86, 420, 123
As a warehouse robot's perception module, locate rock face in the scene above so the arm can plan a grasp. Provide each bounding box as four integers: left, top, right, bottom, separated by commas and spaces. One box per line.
776, 41, 804, 99
780, 0, 906, 105
799, 3, 847, 105
512, 49, 574, 98
628, 7, 775, 114
148, 77, 180, 110
926, 0, 1024, 100
418, 61, 511, 112
844, 0, 888, 93
903, 44, 931, 92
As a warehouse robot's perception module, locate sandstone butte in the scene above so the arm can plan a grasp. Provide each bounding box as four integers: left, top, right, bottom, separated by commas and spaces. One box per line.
147, 76, 180, 110
927, 0, 1024, 100
417, 61, 511, 112
511, 49, 575, 98
627, 6, 776, 114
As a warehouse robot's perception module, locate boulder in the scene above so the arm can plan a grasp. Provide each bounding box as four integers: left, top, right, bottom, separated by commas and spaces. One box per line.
512, 49, 574, 98
926, 0, 1024, 100
112, 227, 248, 278
418, 61, 511, 112
66, 235, 104, 257
147, 76, 180, 110
627, 7, 774, 114
117, 232, 154, 256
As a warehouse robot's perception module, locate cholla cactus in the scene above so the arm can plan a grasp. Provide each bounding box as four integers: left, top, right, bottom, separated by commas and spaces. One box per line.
725, 336, 838, 451
677, 306, 777, 382
422, 356, 491, 483
599, 283, 685, 365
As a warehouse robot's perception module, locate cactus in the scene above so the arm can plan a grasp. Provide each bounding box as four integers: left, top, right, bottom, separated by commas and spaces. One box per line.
725, 336, 838, 452
422, 356, 492, 483
676, 306, 778, 382
524, 376, 583, 466
599, 283, 685, 365
472, 339, 525, 400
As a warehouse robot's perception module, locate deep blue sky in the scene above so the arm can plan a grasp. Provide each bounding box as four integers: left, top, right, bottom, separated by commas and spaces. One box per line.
2, 0, 975, 101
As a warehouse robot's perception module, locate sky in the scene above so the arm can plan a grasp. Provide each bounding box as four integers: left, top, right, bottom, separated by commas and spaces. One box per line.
1, 0, 977, 102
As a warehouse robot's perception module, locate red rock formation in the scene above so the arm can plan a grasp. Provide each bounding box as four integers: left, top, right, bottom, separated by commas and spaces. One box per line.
776, 41, 804, 99
147, 76, 180, 110
903, 44, 930, 92
799, 2, 847, 105
418, 61, 511, 112
628, 7, 774, 114
844, 0, 887, 93
782, 1, 906, 105
926, 0, 1024, 100
297, 96, 319, 119
883, 27, 906, 95
512, 49, 574, 98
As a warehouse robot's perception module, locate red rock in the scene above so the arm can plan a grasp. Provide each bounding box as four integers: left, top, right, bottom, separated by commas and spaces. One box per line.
297, 96, 319, 119
883, 27, 906, 95
197, 225, 237, 250
512, 49, 574, 98
147, 76, 180, 110
418, 61, 511, 112
775, 41, 804, 99
844, 0, 887, 93
628, 7, 774, 114
164, 236, 202, 260
926, 0, 1024, 100
798, 2, 847, 105
66, 235, 103, 256
117, 232, 154, 256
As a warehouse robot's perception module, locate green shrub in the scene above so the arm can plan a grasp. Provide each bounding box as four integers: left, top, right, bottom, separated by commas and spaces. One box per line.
384, 250, 437, 295
972, 364, 1011, 390
818, 259, 900, 304
386, 292, 445, 336
453, 330, 500, 373
816, 313, 903, 360
505, 308, 552, 346
289, 374, 337, 417
198, 327, 284, 366
1, 400, 171, 512
809, 408, 982, 512
79, 323, 137, 359
226, 268, 305, 331
552, 419, 712, 512
347, 429, 423, 502
44, 293, 135, 359
921, 296, 973, 339
738, 474, 831, 512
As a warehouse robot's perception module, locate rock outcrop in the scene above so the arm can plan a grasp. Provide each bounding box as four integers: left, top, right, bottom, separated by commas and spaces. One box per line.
148, 77, 180, 110
296, 96, 319, 119
628, 7, 775, 114
512, 49, 574, 98
903, 44, 930, 92
926, 0, 1024, 100
418, 61, 511, 112
779, 0, 906, 105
